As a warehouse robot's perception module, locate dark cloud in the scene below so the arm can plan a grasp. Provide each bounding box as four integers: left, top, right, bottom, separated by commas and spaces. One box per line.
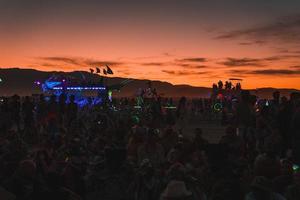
40, 63, 59, 67
291, 65, 300, 69
141, 62, 166, 66
38, 56, 123, 67
176, 57, 207, 63
219, 55, 296, 67
228, 69, 300, 76
228, 69, 249, 76
262, 56, 281, 61
216, 15, 300, 44
177, 63, 208, 69
41, 57, 82, 66
220, 58, 263, 67
239, 40, 266, 46
239, 42, 253, 46
162, 70, 208, 76
278, 49, 300, 54
85, 60, 123, 66
251, 69, 300, 75
162, 53, 174, 57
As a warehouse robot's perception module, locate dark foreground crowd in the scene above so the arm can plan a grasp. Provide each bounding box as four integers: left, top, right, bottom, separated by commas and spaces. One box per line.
0, 90, 300, 200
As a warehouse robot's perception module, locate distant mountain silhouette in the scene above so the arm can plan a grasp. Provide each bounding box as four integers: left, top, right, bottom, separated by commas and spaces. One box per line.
0, 68, 299, 98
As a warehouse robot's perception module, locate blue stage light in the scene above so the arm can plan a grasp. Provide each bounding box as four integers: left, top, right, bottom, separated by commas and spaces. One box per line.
45, 81, 61, 89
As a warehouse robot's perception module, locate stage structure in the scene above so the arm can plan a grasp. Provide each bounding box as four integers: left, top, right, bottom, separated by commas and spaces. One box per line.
35, 66, 133, 107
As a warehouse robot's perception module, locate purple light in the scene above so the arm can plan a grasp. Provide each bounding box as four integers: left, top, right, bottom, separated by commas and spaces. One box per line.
62, 79, 66, 82
34, 81, 41, 85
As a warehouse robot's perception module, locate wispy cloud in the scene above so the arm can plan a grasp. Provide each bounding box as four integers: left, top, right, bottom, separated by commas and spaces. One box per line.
177, 63, 209, 69
162, 70, 208, 76
290, 65, 300, 69
239, 40, 266, 46
42, 57, 82, 66
38, 56, 123, 68
219, 58, 263, 67
251, 69, 300, 75
218, 55, 297, 67
228, 69, 300, 76
140, 62, 166, 66
277, 49, 300, 54
176, 57, 207, 63
216, 15, 300, 44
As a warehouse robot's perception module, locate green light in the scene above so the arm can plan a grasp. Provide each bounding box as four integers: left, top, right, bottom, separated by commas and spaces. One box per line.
164, 106, 177, 109
293, 164, 299, 172
108, 90, 112, 101
132, 115, 140, 124
213, 103, 222, 111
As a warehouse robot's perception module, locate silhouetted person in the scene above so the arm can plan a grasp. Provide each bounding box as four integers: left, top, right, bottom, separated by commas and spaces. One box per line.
236, 82, 241, 91
212, 83, 218, 98
10, 95, 21, 130
58, 94, 67, 124
228, 81, 232, 90
225, 81, 229, 90
0, 97, 10, 132
236, 90, 255, 141
22, 96, 34, 129
218, 80, 223, 90
67, 95, 77, 125
59, 94, 66, 115
47, 95, 58, 121
177, 96, 187, 118
36, 94, 47, 127
272, 91, 280, 106
291, 98, 300, 164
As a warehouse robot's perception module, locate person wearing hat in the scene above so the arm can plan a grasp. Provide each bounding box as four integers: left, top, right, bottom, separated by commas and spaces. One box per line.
160, 180, 193, 200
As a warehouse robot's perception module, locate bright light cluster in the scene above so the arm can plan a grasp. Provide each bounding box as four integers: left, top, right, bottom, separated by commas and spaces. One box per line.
52, 87, 106, 90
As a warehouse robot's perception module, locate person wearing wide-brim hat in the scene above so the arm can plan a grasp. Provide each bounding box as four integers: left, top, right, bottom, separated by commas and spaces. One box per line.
161, 180, 192, 200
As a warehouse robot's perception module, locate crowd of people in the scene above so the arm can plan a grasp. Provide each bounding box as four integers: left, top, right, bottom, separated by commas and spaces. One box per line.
0, 88, 300, 200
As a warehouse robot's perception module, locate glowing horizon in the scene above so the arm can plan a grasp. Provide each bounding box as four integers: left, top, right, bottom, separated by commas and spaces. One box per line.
1, 0, 300, 89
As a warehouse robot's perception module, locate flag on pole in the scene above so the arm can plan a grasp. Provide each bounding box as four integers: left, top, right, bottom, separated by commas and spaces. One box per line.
103, 69, 107, 75
106, 65, 113, 74
96, 67, 101, 74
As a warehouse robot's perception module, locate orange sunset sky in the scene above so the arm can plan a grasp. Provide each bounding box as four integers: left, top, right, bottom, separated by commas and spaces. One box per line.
1, 0, 300, 89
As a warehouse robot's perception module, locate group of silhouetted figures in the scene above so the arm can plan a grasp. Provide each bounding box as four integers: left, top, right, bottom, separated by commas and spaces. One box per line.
212, 80, 241, 93
0, 89, 300, 200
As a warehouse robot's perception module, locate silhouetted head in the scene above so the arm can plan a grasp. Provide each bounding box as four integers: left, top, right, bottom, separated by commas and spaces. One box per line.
281, 96, 288, 104
24, 96, 30, 102
39, 94, 45, 101
70, 95, 75, 103
50, 95, 56, 103
12, 94, 20, 101
59, 93, 66, 103
273, 91, 280, 101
